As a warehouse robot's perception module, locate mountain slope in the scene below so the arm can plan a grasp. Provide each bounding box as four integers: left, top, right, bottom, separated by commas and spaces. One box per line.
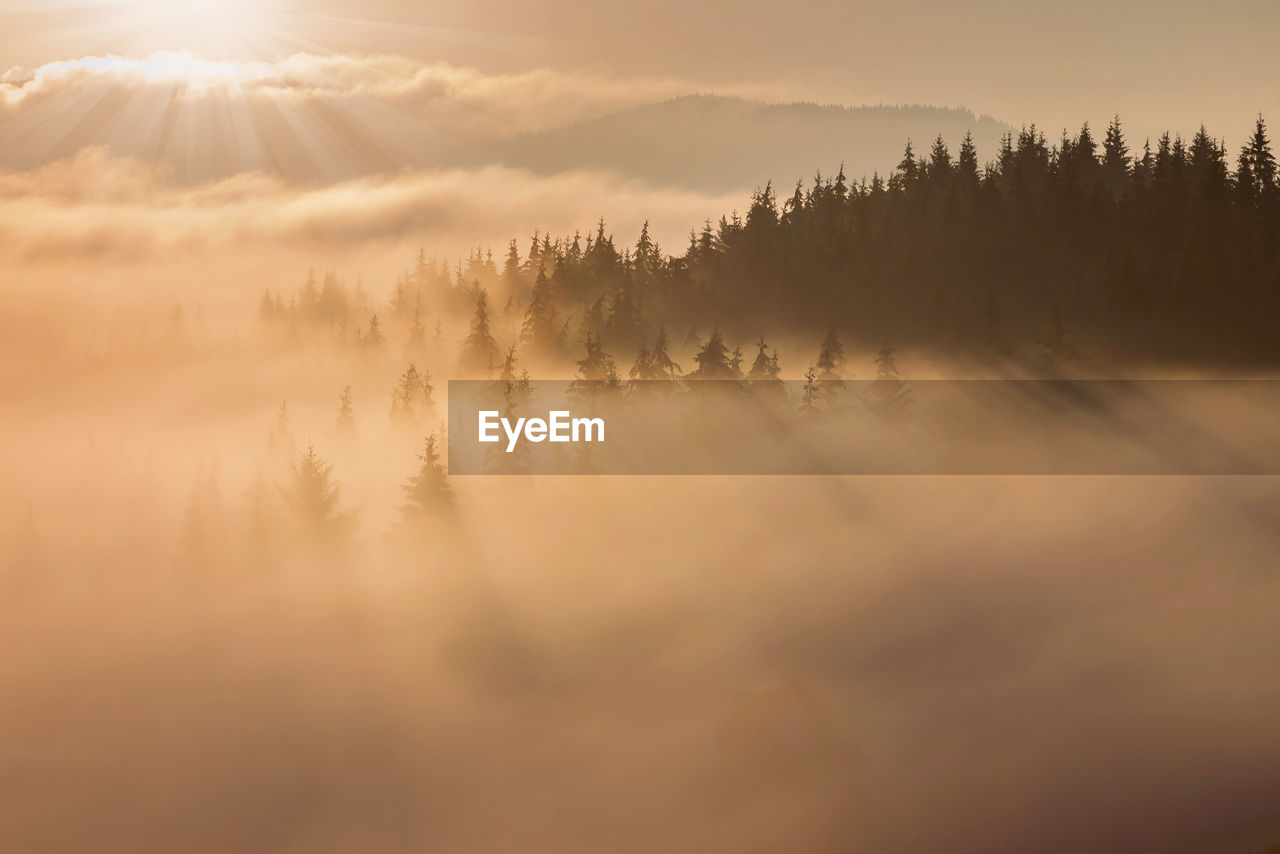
494, 95, 1013, 193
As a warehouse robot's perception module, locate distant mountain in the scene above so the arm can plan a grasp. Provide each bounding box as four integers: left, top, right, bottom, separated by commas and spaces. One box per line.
492, 96, 1014, 193
0, 83, 1011, 192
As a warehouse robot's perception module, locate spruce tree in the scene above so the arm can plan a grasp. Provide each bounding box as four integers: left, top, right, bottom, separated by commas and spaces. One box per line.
280, 442, 354, 542
404, 306, 426, 356
1102, 115, 1130, 199
688, 328, 736, 379
460, 288, 500, 376
390, 363, 426, 424
747, 334, 786, 403
335, 385, 356, 436
649, 326, 682, 379
521, 266, 563, 360
814, 326, 846, 380
363, 314, 385, 349
866, 339, 911, 421
799, 365, 822, 418
400, 432, 452, 521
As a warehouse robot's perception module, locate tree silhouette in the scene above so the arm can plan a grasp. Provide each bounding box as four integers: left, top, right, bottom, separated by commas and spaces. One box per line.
335, 385, 356, 436
362, 314, 385, 349
866, 339, 912, 421
460, 288, 501, 376
521, 265, 563, 361
688, 328, 737, 379
400, 432, 452, 521
279, 442, 355, 543
390, 363, 427, 425
747, 334, 787, 404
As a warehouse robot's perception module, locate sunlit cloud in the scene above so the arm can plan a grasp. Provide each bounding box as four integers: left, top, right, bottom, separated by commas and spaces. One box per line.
0, 147, 742, 262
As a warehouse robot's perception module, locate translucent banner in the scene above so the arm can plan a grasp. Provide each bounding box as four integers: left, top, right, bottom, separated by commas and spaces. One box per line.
447, 379, 1280, 475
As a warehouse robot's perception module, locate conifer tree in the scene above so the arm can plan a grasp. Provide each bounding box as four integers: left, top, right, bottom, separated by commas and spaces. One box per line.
688, 328, 737, 379
335, 385, 356, 436
866, 339, 911, 420
1246, 114, 1277, 194
957, 131, 981, 192
629, 340, 655, 381
799, 365, 822, 418
280, 442, 355, 542
649, 326, 682, 379
521, 266, 563, 360
266, 400, 294, 460
399, 432, 452, 521
747, 334, 786, 403
728, 345, 746, 379
363, 314, 385, 349
814, 326, 846, 380
491, 344, 533, 410
460, 288, 500, 376
572, 331, 618, 383
1102, 115, 1131, 198
390, 363, 426, 424
405, 306, 426, 356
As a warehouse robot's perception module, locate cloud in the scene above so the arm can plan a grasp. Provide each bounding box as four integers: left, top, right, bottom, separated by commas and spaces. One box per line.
0, 147, 742, 262
0, 50, 775, 137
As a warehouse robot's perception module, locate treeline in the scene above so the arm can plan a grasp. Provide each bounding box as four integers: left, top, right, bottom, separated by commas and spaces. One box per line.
258, 114, 1279, 369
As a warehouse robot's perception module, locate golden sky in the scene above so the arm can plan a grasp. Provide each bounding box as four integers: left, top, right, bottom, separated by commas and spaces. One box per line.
3, 0, 1276, 139
2, 0, 1277, 275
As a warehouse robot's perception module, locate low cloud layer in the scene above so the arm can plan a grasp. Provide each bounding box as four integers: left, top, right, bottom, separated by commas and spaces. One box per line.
0, 52, 777, 183
0, 147, 741, 263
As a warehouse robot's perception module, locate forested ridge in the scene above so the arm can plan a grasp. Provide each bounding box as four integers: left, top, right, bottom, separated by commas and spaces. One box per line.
257, 115, 1280, 375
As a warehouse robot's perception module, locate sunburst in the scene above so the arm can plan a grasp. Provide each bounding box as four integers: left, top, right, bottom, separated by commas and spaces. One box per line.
0, 0, 532, 183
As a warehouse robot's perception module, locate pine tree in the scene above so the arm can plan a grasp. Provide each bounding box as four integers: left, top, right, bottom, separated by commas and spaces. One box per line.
404, 306, 426, 356
813, 326, 847, 407
390, 274, 419, 318
280, 442, 354, 542
866, 339, 911, 421
390, 363, 426, 424
747, 334, 786, 402
728, 345, 746, 379
649, 326, 682, 379
1102, 115, 1131, 199
521, 266, 563, 360
491, 344, 532, 409
688, 328, 736, 379
567, 331, 621, 407
399, 432, 452, 521
629, 340, 655, 381
266, 400, 294, 460
799, 365, 822, 418
928, 135, 952, 183
957, 131, 981, 193
460, 288, 500, 376
814, 326, 846, 379
572, 330, 619, 383
1246, 114, 1277, 194
363, 314, 385, 349
335, 385, 356, 436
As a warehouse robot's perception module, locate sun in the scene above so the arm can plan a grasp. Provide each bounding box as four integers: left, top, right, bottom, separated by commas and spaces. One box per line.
107, 0, 272, 59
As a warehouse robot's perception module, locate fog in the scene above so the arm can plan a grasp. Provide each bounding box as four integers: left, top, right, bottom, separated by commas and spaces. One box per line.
3, 270, 1279, 854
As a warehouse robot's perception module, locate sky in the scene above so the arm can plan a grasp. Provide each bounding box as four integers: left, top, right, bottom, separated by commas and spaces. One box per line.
3, 0, 1276, 138
1, 0, 1277, 280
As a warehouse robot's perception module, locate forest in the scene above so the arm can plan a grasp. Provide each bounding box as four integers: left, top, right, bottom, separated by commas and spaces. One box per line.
6, 114, 1280, 854
258, 114, 1280, 379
